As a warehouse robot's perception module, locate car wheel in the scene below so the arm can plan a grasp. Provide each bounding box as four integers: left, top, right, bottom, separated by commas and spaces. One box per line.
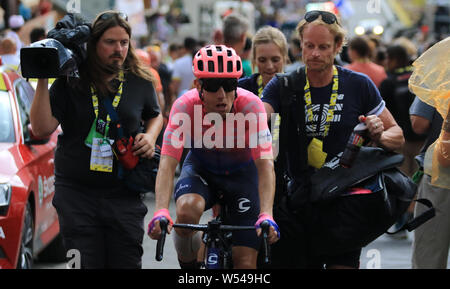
17, 202, 33, 269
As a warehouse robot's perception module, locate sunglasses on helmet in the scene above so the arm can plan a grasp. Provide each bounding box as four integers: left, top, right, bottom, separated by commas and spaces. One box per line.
98, 11, 128, 22
200, 78, 238, 93
304, 10, 339, 26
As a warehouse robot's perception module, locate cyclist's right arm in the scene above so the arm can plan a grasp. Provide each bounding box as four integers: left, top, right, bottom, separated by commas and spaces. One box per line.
30, 79, 60, 138
148, 152, 178, 240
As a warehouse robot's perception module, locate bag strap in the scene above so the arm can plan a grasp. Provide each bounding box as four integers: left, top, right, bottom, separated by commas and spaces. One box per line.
386, 198, 435, 234
276, 66, 307, 177
102, 97, 124, 138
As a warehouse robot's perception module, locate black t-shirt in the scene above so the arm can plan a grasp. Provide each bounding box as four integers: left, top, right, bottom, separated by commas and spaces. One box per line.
50, 73, 160, 187
379, 69, 426, 141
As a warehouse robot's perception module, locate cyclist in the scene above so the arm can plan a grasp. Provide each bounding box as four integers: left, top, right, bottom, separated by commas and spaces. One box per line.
148, 45, 280, 269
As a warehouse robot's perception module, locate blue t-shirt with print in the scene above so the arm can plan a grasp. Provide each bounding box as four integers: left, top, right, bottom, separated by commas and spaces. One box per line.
261, 66, 385, 162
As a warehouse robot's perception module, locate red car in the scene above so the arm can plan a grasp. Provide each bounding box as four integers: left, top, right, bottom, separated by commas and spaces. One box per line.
0, 66, 64, 269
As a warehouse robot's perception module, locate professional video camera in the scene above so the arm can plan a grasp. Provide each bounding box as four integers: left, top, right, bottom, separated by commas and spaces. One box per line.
20, 13, 91, 79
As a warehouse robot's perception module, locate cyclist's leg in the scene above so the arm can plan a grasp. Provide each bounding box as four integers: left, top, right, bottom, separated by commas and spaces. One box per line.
173, 193, 205, 265
233, 246, 258, 269
173, 153, 217, 266
213, 163, 260, 269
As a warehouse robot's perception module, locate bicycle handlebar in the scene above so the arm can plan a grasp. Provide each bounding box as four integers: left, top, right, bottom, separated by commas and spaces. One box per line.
155, 217, 168, 261
155, 219, 272, 265
172, 223, 255, 231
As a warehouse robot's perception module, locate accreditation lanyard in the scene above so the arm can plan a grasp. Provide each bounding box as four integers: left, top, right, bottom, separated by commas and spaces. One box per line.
394, 65, 413, 74
256, 74, 264, 98
90, 70, 125, 130
304, 65, 339, 137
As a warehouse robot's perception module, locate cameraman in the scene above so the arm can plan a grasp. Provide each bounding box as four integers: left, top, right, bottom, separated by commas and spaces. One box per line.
30, 11, 163, 268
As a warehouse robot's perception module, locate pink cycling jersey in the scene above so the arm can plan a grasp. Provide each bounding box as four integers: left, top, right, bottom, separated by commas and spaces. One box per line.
162, 88, 273, 173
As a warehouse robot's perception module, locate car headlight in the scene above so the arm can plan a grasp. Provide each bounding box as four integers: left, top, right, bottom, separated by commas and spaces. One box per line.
373, 25, 384, 35
0, 184, 11, 216
355, 26, 365, 35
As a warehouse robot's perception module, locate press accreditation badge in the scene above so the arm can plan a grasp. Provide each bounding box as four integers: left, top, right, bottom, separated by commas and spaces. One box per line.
90, 137, 114, 172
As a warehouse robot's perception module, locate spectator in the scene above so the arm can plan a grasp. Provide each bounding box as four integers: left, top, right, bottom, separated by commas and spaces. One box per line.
0, 38, 20, 68
345, 36, 387, 88
38, 0, 52, 15
223, 13, 249, 56
410, 97, 449, 268
6, 15, 25, 56
380, 45, 426, 178
169, 36, 197, 98
166, 42, 181, 71
148, 45, 172, 116
285, 37, 303, 73
30, 27, 47, 43
18, 0, 32, 21
241, 36, 253, 77
135, 48, 165, 114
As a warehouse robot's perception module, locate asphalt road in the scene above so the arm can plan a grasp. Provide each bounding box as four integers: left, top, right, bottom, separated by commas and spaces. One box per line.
33, 192, 449, 269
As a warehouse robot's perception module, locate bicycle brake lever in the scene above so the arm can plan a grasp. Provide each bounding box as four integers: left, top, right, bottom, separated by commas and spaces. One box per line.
156, 217, 168, 261
260, 220, 271, 264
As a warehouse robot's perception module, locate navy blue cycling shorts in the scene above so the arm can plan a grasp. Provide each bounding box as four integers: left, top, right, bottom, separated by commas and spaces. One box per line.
174, 152, 261, 250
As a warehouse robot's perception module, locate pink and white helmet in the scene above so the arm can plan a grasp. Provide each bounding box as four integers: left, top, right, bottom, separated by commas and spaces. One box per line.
193, 45, 242, 79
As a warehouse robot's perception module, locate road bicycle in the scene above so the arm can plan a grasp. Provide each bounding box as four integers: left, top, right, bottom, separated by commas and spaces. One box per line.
155, 195, 271, 269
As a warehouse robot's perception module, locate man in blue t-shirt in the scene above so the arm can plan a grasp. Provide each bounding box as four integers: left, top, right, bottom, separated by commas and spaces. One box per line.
261, 10, 405, 269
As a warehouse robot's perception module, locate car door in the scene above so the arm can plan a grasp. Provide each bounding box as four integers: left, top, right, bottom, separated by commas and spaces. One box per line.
13, 78, 59, 252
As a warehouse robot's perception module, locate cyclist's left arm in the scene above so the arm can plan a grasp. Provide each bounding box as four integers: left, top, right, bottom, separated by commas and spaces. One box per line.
254, 157, 279, 244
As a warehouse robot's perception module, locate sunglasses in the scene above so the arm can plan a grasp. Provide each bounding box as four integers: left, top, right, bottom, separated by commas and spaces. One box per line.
304, 10, 339, 25
200, 78, 238, 92
98, 11, 128, 22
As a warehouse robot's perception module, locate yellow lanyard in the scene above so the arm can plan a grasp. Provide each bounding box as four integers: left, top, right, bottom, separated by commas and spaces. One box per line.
394, 65, 413, 74
256, 74, 264, 98
90, 70, 124, 130
304, 65, 339, 137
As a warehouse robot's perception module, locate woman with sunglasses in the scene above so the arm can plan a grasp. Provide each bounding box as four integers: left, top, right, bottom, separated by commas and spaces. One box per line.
148, 45, 280, 269
30, 11, 163, 268
261, 10, 404, 269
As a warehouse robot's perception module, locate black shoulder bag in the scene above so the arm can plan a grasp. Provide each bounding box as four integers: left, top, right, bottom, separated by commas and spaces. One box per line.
305, 146, 435, 256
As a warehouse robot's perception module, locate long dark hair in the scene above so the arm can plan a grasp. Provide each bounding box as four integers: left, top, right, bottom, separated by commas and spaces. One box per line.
82, 10, 155, 96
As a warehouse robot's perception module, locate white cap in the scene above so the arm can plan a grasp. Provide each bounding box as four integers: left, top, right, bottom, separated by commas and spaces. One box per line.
9, 15, 25, 29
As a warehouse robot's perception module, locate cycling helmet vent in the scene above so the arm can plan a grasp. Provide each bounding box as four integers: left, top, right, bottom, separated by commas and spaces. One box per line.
208, 60, 214, 72
193, 44, 242, 79
218, 56, 223, 73
227, 61, 233, 73
197, 60, 204, 72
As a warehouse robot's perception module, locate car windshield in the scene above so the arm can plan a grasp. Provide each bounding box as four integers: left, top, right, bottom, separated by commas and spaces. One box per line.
0, 91, 14, 143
